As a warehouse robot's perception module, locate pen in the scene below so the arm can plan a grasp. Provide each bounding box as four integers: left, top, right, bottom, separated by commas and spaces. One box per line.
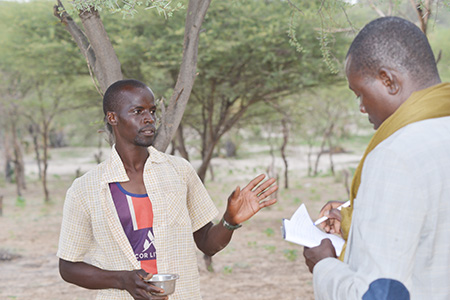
314, 200, 351, 226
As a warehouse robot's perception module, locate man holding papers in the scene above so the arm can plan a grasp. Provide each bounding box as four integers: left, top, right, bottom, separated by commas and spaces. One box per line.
303, 17, 450, 299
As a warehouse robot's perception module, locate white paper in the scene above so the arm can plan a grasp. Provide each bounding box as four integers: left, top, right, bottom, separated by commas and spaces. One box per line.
282, 204, 344, 256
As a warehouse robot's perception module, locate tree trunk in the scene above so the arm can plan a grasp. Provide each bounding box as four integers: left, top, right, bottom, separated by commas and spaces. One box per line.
153, 0, 212, 152
208, 163, 215, 182
266, 134, 278, 199
28, 124, 42, 180
2, 132, 13, 184
55, 0, 212, 152
280, 119, 289, 189
197, 140, 217, 182
41, 120, 50, 202
307, 143, 313, 177
175, 124, 190, 161
313, 123, 334, 176
78, 8, 123, 92
313, 143, 326, 176
11, 120, 26, 197
327, 135, 335, 176
5, 157, 13, 184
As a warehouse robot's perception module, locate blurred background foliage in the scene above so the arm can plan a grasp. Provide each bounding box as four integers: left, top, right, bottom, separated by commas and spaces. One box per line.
0, 0, 449, 199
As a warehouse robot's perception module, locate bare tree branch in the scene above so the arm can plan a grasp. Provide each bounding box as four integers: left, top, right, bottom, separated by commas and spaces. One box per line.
409, 0, 432, 35
53, 1, 96, 76
368, 0, 386, 17
287, 0, 305, 15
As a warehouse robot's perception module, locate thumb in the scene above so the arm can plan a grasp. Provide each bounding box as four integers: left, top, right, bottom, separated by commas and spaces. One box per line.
228, 186, 240, 202
143, 273, 153, 281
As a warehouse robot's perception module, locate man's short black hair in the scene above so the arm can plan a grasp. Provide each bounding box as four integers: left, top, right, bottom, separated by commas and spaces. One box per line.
347, 17, 439, 85
103, 79, 150, 116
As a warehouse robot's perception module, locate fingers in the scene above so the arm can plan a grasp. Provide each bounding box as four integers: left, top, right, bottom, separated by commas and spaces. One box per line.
257, 184, 278, 201
327, 208, 342, 221
257, 176, 276, 190
259, 197, 277, 209
243, 174, 267, 191
303, 238, 337, 273
135, 271, 165, 297
140, 286, 165, 300
137, 270, 153, 281
244, 175, 277, 199
318, 200, 346, 217
321, 216, 341, 234
237, 174, 278, 200
255, 177, 277, 195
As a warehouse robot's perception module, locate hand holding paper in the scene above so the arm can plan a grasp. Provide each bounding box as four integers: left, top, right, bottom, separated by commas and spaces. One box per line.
281, 204, 344, 256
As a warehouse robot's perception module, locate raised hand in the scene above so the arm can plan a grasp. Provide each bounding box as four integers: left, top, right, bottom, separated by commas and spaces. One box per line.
223, 174, 278, 225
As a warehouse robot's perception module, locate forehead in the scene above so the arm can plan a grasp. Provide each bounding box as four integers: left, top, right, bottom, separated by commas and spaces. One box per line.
345, 56, 358, 87
117, 86, 155, 107
345, 56, 356, 78
345, 56, 370, 88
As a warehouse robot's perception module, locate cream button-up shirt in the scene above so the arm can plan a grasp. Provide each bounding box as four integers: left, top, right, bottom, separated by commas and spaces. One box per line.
58, 146, 218, 299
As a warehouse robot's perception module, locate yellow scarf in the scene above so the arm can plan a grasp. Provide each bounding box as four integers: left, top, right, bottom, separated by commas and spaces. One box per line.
339, 82, 450, 261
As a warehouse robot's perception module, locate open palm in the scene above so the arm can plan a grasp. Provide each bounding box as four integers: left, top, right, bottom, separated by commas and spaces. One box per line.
223, 174, 278, 225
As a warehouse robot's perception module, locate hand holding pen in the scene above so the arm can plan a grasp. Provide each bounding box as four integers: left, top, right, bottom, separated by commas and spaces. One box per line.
314, 200, 351, 235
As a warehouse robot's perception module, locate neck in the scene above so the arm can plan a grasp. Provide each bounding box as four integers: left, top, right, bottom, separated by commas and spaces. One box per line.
115, 142, 150, 172
399, 77, 442, 108
414, 77, 442, 93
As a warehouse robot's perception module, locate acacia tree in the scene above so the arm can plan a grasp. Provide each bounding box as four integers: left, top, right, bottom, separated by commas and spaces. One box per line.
0, 74, 28, 198
0, 1, 94, 202
179, 0, 346, 181
53, 0, 212, 152
293, 86, 359, 177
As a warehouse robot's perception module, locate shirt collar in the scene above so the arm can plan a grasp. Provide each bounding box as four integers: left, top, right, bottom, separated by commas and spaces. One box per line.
102, 145, 167, 183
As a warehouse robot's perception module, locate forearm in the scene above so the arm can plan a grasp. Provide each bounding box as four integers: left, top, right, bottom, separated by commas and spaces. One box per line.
313, 258, 366, 300
194, 174, 277, 256
59, 259, 126, 290
194, 219, 235, 257
59, 259, 165, 299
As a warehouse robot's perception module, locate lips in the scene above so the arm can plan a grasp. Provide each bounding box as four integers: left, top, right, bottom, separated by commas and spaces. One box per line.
140, 126, 155, 136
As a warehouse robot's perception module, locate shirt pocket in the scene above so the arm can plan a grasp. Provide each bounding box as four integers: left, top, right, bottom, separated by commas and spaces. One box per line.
164, 186, 190, 227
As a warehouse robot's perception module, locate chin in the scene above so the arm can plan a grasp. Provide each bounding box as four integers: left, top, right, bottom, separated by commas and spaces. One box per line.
134, 138, 154, 148
369, 119, 379, 130
373, 121, 383, 130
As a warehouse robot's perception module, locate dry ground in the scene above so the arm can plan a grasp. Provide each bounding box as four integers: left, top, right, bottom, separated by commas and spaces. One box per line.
0, 146, 360, 300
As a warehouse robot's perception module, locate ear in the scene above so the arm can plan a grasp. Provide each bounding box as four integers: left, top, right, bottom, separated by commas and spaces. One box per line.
378, 68, 400, 95
106, 111, 118, 126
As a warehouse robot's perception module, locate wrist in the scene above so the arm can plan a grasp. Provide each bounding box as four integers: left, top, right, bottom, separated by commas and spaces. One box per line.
115, 270, 133, 291
116, 271, 126, 290
221, 216, 242, 231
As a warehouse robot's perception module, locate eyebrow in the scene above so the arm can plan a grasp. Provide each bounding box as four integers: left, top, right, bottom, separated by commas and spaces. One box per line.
129, 104, 156, 110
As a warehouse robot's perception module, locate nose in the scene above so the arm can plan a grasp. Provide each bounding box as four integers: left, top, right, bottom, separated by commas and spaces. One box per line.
143, 111, 155, 124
